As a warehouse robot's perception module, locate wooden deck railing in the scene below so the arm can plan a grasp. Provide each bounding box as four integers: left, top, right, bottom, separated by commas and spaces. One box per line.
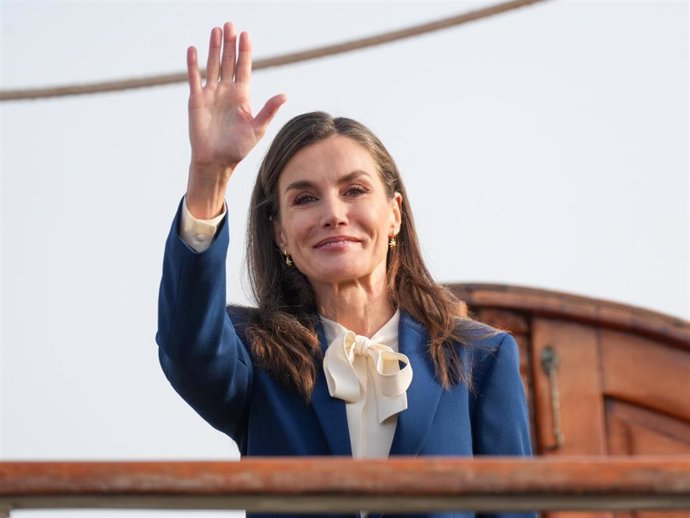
1, 456, 689, 514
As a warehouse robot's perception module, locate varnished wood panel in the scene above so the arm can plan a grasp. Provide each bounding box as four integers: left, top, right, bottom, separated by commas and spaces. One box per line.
532, 319, 607, 455
600, 330, 690, 423
606, 400, 690, 456
474, 308, 530, 334
449, 284, 690, 350
532, 320, 611, 518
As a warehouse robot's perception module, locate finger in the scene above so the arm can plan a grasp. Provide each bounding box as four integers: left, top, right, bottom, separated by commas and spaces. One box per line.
186, 46, 202, 94
253, 94, 287, 137
235, 31, 252, 84
205, 26, 222, 86
219, 22, 237, 82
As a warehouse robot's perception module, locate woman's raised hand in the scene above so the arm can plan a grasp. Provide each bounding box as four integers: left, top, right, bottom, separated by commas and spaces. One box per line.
186, 22, 286, 218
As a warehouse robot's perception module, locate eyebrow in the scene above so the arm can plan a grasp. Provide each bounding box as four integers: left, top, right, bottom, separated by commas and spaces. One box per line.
284, 170, 371, 193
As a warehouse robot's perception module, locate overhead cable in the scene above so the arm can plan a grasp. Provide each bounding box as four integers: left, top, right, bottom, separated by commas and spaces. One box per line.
0, 0, 550, 102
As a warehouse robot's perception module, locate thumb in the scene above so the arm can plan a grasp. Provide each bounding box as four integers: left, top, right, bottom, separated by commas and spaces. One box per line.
253, 93, 287, 138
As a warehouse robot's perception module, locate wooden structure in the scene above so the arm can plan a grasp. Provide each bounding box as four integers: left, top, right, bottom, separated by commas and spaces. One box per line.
449, 283, 690, 518
1, 284, 689, 516
1, 457, 689, 514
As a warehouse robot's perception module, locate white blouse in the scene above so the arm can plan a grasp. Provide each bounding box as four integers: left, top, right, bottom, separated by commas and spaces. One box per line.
321, 311, 412, 459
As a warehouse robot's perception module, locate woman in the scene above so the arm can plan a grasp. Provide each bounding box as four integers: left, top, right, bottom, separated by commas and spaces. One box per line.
157, 22, 534, 518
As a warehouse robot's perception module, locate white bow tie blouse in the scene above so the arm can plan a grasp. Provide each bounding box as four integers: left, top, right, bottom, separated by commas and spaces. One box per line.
321, 311, 413, 459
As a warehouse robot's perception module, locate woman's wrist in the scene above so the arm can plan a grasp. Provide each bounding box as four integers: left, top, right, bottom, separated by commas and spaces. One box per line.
186, 162, 235, 219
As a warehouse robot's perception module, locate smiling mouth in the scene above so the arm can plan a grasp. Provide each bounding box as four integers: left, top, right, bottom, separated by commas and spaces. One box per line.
313, 237, 360, 249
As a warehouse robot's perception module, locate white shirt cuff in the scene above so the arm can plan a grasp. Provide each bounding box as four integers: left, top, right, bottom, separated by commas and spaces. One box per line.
179, 197, 226, 253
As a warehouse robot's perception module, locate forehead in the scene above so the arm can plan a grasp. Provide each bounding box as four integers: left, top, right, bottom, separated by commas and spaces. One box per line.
278, 135, 379, 187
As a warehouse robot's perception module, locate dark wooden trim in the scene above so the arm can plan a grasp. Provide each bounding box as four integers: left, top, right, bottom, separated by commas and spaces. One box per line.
1, 457, 689, 513
447, 283, 690, 349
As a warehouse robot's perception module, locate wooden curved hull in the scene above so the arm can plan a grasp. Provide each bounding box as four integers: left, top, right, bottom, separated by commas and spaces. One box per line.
448, 283, 690, 518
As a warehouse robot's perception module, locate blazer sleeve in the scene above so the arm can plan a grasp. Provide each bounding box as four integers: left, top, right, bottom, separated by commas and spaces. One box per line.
471, 332, 536, 518
156, 200, 253, 443
471, 332, 532, 455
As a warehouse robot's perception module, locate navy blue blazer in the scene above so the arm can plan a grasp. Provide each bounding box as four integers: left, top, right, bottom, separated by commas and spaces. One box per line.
157, 204, 535, 518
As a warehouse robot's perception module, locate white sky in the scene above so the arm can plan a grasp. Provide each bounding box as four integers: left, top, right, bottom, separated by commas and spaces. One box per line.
1, 0, 688, 516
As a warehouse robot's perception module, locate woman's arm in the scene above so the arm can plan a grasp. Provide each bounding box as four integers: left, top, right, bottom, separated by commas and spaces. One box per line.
157, 202, 253, 439
156, 23, 285, 441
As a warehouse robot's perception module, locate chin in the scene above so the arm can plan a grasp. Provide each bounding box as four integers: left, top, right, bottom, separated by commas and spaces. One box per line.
299, 258, 386, 287
305, 268, 365, 285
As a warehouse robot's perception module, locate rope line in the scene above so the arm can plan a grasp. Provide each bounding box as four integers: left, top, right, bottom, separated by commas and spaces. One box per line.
0, 0, 550, 102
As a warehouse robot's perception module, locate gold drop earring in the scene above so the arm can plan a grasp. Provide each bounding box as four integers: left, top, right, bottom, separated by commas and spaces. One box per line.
284, 250, 293, 266
388, 235, 397, 250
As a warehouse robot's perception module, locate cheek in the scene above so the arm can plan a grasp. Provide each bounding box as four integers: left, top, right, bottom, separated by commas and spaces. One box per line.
376, 204, 397, 232
284, 215, 312, 249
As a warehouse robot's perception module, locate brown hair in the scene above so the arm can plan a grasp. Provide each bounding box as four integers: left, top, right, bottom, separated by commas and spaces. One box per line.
246, 112, 495, 400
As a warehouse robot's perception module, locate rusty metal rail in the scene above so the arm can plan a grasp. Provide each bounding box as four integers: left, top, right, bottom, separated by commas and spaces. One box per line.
1, 456, 689, 514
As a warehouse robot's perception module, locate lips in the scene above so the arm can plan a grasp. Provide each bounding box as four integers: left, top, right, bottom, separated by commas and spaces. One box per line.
313, 236, 361, 249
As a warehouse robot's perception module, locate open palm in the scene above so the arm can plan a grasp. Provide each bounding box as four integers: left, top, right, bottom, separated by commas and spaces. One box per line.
187, 23, 286, 169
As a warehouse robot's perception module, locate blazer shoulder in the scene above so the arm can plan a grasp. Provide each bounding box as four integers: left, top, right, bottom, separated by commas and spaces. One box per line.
226, 304, 259, 339
468, 330, 521, 396
453, 317, 508, 354
452, 318, 519, 387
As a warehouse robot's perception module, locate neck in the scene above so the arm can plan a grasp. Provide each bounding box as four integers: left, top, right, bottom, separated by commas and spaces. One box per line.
314, 280, 396, 338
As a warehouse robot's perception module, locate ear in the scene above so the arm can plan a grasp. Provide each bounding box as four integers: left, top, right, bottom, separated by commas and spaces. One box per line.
389, 192, 403, 235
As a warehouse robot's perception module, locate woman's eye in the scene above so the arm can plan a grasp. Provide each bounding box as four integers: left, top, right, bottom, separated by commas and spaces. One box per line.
293, 194, 317, 205
344, 185, 369, 196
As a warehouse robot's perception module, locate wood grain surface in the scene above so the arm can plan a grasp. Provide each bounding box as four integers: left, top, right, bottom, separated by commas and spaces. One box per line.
1, 457, 689, 513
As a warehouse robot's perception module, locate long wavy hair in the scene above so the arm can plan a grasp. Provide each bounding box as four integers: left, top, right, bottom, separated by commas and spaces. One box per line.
246, 112, 493, 401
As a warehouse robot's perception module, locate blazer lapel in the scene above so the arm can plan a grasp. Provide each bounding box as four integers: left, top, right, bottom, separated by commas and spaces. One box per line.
389, 312, 444, 456
310, 320, 352, 456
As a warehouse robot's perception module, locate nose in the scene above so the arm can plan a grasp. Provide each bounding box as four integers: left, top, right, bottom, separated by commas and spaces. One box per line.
320, 194, 348, 228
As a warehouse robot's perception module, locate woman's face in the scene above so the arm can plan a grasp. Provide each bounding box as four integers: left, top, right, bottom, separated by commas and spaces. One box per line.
274, 135, 402, 289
